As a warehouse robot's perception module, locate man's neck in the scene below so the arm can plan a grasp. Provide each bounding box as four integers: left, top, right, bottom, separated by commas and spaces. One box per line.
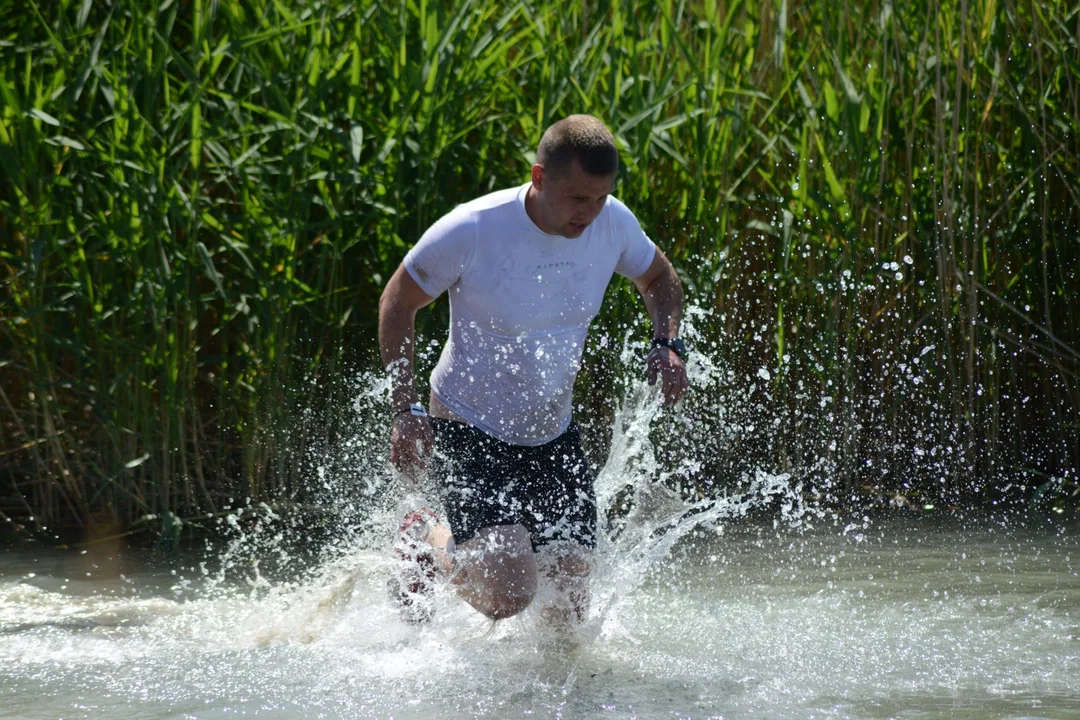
523, 184, 552, 234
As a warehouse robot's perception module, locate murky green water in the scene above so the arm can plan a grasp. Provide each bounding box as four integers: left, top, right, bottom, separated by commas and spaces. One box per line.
2, 516, 1077, 719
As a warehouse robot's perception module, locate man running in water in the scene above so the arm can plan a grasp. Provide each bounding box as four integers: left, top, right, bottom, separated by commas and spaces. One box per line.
378, 114, 688, 625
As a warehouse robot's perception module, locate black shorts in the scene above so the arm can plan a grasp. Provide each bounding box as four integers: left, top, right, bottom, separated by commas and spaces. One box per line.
430, 418, 597, 550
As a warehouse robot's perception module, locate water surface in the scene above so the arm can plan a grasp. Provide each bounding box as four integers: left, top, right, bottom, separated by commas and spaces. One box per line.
2, 515, 1077, 719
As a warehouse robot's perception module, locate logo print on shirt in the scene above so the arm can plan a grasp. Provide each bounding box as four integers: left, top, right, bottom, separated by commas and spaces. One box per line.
535, 261, 576, 271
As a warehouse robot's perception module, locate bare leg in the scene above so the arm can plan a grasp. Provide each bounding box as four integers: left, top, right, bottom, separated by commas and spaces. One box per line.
427, 523, 538, 620
537, 547, 592, 632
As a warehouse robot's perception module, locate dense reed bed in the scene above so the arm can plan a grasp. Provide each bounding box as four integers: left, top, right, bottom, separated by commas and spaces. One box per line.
1, 0, 1077, 538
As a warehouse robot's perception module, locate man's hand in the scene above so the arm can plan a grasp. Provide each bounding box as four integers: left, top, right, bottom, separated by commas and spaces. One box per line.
390, 413, 435, 478
647, 347, 689, 405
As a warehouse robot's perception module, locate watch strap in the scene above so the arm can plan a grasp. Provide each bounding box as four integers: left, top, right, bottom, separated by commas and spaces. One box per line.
650, 337, 686, 358
394, 402, 428, 418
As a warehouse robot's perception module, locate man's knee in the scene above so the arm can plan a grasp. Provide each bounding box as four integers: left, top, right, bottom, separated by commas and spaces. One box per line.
540, 546, 592, 583
554, 552, 591, 578
484, 583, 536, 619
456, 524, 539, 619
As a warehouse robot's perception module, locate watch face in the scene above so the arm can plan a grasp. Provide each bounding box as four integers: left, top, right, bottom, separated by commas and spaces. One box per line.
653, 337, 687, 357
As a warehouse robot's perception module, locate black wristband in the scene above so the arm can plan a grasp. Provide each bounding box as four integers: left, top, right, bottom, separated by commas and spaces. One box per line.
650, 337, 687, 358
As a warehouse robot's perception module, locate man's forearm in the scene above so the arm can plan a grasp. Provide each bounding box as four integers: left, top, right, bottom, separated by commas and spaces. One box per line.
378, 298, 421, 412
641, 265, 683, 339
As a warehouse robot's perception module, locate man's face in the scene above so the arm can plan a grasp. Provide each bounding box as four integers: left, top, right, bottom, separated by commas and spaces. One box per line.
532, 160, 616, 238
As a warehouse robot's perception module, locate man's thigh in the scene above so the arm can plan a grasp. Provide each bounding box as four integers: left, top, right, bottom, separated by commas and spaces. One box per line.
432, 419, 597, 551
431, 419, 521, 545
521, 424, 598, 550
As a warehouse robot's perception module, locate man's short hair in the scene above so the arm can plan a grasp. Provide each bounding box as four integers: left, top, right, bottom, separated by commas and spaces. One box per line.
536, 115, 619, 178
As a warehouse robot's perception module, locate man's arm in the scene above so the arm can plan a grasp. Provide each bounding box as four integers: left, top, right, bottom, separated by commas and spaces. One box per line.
632, 249, 689, 405
379, 264, 437, 471
632, 248, 683, 339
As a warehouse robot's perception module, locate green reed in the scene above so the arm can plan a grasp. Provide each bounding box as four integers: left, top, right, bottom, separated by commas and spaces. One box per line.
1, 0, 1077, 537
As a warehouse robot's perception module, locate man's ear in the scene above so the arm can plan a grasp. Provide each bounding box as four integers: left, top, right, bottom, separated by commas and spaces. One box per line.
531, 164, 545, 191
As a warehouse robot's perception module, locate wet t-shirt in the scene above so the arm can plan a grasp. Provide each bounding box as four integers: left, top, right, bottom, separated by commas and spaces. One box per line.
404, 183, 656, 446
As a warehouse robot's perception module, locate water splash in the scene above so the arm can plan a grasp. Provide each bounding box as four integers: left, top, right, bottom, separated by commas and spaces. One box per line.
192, 306, 825, 649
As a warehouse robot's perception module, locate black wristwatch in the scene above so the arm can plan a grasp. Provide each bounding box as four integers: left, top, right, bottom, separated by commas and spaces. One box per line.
650, 337, 687, 359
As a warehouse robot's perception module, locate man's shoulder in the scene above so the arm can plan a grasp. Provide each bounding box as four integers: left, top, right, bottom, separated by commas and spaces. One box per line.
430, 185, 524, 233
599, 194, 646, 237
417, 186, 524, 252
604, 194, 638, 221
450, 185, 524, 217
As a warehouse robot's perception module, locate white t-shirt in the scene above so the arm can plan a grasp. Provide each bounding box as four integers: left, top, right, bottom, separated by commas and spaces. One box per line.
404, 183, 656, 446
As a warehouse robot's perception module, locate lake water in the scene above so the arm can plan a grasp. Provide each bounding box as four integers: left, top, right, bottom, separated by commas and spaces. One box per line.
2, 512, 1077, 719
